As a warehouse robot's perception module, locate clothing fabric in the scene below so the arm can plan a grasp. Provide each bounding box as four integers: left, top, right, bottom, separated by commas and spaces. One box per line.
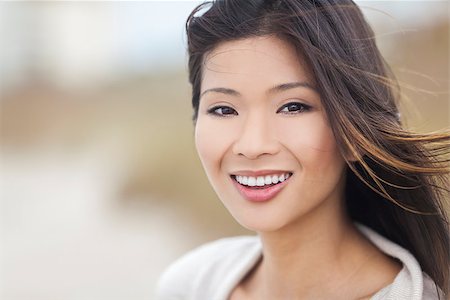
155, 223, 441, 300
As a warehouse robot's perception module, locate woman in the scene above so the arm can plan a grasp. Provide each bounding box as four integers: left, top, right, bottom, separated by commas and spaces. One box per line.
156, 0, 449, 299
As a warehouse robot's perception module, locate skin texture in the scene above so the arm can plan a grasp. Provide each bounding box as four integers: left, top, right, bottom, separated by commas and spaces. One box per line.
195, 35, 401, 300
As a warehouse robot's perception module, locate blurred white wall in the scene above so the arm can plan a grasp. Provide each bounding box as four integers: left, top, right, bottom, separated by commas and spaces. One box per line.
0, 1, 201, 90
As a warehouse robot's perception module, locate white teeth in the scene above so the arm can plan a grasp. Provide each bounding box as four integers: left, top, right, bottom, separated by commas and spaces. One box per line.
272, 175, 279, 184
234, 172, 291, 187
256, 176, 265, 186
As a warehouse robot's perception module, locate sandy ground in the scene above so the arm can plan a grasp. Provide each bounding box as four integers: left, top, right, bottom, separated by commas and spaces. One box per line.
0, 145, 203, 300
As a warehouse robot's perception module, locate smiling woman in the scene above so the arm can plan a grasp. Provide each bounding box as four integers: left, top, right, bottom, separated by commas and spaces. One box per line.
156, 1, 450, 299
196, 36, 348, 235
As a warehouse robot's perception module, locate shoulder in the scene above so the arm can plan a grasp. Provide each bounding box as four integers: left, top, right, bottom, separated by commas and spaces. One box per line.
155, 235, 260, 300
422, 273, 444, 300
355, 223, 444, 300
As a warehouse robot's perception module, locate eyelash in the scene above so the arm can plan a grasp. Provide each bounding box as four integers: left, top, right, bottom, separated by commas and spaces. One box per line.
206, 102, 312, 117
207, 106, 238, 117
277, 102, 312, 114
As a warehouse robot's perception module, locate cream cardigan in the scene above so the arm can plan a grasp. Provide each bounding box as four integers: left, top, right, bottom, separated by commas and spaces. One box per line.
155, 224, 442, 299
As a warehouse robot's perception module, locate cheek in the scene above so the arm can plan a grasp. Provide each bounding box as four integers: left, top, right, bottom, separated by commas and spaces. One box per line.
194, 118, 233, 174
276, 116, 345, 175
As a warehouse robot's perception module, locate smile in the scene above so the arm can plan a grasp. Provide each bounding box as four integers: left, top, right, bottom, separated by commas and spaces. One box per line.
230, 172, 293, 202
232, 172, 292, 187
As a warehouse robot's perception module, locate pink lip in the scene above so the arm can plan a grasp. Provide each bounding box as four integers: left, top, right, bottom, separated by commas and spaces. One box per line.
232, 170, 291, 177
231, 175, 291, 202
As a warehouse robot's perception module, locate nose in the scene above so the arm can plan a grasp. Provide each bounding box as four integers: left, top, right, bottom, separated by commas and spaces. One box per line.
231, 112, 280, 159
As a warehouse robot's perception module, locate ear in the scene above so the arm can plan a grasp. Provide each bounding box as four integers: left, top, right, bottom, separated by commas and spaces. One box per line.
343, 145, 363, 163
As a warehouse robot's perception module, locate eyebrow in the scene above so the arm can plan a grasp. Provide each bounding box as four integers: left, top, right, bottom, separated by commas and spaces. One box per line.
200, 81, 318, 98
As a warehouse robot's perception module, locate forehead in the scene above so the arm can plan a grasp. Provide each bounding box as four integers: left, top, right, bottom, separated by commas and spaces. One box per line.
202, 35, 315, 89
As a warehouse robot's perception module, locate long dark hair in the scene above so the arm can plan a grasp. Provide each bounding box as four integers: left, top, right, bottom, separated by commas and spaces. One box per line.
185, 0, 450, 296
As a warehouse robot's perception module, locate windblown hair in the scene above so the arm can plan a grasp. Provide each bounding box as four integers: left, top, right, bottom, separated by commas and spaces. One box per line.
185, 0, 450, 296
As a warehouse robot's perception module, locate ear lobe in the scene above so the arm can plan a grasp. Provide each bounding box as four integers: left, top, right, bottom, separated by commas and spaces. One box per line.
347, 151, 359, 162
343, 147, 362, 163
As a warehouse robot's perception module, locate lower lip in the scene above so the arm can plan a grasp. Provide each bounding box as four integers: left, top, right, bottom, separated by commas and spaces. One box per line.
231, 176, 291, 202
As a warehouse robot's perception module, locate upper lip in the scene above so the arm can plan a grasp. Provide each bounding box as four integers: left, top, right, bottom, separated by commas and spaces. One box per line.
231, 170, 293, 176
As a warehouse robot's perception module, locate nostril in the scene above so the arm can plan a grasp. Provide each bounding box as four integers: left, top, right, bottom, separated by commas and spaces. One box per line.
231, 124, 280, 158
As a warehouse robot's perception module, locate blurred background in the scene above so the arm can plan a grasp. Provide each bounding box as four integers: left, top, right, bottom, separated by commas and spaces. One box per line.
0, 1, 448, 299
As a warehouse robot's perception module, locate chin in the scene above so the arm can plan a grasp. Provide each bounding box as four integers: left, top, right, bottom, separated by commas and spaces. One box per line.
231, 212, 289, 233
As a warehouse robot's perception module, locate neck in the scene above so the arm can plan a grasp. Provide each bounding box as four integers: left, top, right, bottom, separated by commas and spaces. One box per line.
253, 200, 374, 299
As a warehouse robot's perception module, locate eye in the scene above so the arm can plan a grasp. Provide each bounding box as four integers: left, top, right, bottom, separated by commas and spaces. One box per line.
207, 105, 238, 116
277, 102, 312, 114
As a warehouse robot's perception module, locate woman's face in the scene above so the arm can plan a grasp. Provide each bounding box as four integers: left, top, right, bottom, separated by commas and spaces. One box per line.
195, 35, 348, 232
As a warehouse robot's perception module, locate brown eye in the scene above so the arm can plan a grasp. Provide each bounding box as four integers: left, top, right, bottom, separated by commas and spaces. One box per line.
277, 102, 311, 114
207, 106, 238, 116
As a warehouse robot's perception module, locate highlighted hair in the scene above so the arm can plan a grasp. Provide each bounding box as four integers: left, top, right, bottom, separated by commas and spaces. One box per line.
186, 0, 450, 295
